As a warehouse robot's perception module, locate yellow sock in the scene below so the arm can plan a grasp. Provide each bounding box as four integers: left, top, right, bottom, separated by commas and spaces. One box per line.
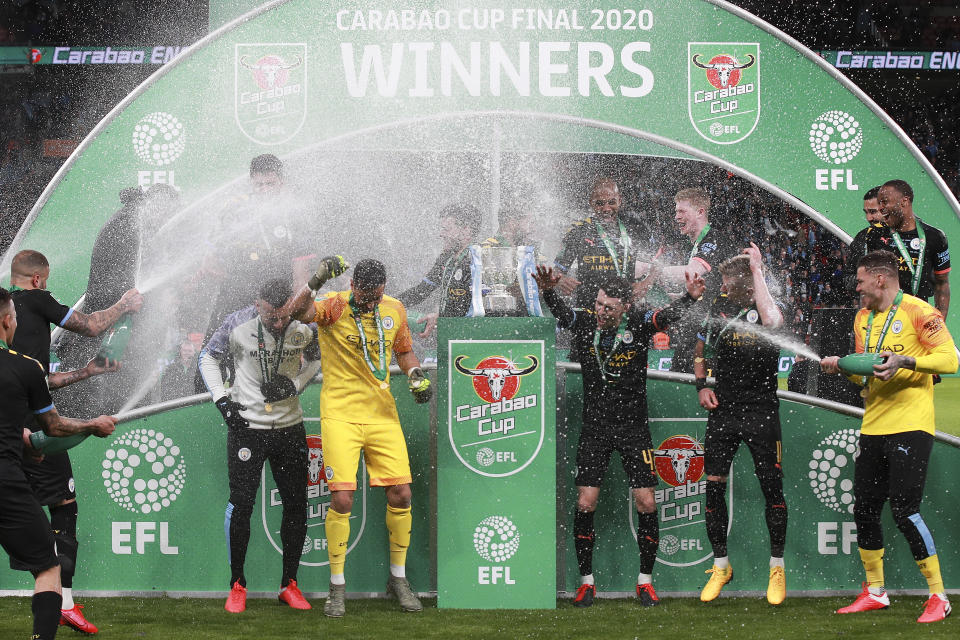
917, 554, 944, 594
859, 547, 885, 588
386, 504, 412, 567
325, 508, 351, 576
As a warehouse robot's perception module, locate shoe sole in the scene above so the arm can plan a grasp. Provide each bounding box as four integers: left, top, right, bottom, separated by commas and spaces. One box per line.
836, 604, 889, 614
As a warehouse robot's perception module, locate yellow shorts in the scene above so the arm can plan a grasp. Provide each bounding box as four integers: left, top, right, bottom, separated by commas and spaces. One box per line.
320, 417, 412, 490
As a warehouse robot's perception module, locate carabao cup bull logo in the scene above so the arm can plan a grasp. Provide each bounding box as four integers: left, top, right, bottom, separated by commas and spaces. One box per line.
234, 43, 307, 145
454, 355, 539, 402
692, 53, 755, 89
239, 53, 302, 91
307, 434, 324, 485
654, 435, 705, 487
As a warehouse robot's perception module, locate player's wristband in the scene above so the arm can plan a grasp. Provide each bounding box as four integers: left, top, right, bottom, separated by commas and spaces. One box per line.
695, 378, 708, 391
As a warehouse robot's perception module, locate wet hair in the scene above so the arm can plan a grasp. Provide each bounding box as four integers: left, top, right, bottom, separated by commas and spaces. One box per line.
882, 179, 913, 203
596, 275, 633, 302
858, 250, 898, 277
0, 286, 11, 313
589, 177, 619, 196
675, 187, 711, 212
258, 278, 292, 308
353, 259, 387, 289
250, 154, 283, 178
719, 254, 752, 280
11, 250, 49, 278
439, 203, 482, 235
863, 186, 880, 201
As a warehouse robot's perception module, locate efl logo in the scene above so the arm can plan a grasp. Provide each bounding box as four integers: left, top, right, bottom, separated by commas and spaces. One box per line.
102, 428, 186, 514
454, 354, 539, 402
474, 515, 519, 585
131, 112, 185, 166
809, 429, 859, 514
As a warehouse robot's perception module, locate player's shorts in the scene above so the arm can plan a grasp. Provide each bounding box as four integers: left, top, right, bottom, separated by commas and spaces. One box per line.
0, 464, 59, 573
320, 417, 412, 491
21, 452, 76, 506
575, 421, 656, 489
854, 431, 933, 517
704, 402, 782, 478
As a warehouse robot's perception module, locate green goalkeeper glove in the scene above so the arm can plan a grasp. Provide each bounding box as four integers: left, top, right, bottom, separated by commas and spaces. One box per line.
308, 255, 349, 291
408, 367, 432, 404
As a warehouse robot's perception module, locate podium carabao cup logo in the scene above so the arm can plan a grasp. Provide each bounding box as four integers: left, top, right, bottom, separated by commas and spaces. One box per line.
633, 434, 715, 567
450, 344, 545, 477
234, 43, 307, 145
687, 42, 760, 145
260, 432, 367, 566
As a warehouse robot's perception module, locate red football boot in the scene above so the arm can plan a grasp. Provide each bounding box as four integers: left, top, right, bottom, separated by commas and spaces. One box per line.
836, 582, 889, 614
224, 581, 247, 613
278, 580, 311, 610
60, 604, 98, 634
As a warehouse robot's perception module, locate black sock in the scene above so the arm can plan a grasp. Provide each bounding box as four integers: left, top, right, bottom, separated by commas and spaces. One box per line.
705, 480, 728, 558
32, 590, 62, 640
758, 471, 787, 558
636, 511, 659, 575
573, 510, 595, 577
50, 502, 79, 590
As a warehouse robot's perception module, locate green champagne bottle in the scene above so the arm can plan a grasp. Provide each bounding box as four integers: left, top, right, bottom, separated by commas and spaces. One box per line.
96, 314, 133, 364
28, 431, 90, 455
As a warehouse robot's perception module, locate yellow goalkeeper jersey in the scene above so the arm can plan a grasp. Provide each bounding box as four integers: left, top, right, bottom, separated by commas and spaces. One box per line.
311, 291, 413, 424
853, 293, 957, 436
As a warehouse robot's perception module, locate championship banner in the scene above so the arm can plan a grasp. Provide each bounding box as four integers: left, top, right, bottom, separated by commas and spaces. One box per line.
437, 318, 556, 608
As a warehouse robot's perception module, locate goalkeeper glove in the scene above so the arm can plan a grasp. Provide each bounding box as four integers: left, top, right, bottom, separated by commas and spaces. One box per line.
261, 375, 298, 402
407, 367, 432, 404
215, 396, 249, 430
308, 255, 349, 290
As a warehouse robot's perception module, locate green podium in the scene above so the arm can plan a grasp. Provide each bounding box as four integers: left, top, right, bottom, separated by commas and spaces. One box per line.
437, 317, 557, 608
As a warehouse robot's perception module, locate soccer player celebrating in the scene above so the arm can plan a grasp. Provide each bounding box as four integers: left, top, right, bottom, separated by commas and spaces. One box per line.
694, 244, 787, 606
821, 250, 957, 623
290, 258, 433, 617
533, 265, 704, 608
199, 276, 328, 613
0, 287, 116, 640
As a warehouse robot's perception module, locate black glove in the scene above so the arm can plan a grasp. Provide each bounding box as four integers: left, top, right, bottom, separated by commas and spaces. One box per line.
408, 367, 432, 404
261, 375, 298, 402
215, 396, 248, 430
308, 255, 349, 290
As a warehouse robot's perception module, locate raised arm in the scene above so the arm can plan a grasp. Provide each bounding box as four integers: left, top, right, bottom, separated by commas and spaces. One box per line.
533, 265, 575, 328
35, 407, 116, 438
289, 255, 349, 322
745, 242, 783, 329
63, 288, 143, 337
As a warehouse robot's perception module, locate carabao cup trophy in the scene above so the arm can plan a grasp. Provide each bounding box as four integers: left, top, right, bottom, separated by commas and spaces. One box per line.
468, 245, 543, 317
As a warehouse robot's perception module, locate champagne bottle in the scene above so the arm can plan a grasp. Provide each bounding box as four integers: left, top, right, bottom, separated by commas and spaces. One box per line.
95, 314, 133, 364
28, 431, 90, 455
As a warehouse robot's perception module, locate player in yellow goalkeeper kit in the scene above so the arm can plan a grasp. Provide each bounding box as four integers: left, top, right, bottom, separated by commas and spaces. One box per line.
821, 251, 957, 624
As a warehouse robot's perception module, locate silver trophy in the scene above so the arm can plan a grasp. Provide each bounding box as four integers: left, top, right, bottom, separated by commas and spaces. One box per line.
480, 246, 518, 315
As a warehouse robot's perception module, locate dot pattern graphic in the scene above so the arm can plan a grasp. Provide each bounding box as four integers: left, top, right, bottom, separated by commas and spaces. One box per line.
659, 534, 681, 556
809, 428, 859, 514
131, 112, 185, 166
476, 447, 495, 467
473, 515, 520, 562
809, 110, 863, 164
103, 429, 186, 514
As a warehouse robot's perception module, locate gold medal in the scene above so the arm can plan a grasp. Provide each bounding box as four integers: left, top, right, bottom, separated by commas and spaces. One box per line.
379, 382, 389, 390
264, 402, 273, 413
859, 388, 869, 400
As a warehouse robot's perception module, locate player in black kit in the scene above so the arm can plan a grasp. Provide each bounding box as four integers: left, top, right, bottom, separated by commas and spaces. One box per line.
534, 264, 705, 608
0, 286, 116, 640
8, 249, 142, 634
693, 245, 787, 606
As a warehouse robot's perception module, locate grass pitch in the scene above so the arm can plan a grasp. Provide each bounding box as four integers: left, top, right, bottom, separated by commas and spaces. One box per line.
0, 594, 955, 639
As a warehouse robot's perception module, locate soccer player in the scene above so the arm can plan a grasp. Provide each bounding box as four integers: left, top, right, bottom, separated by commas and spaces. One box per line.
290, 258, 433, 617
9, 249, 143, 634
843, 186, 883, 299
554, 178, 655, 309
820, 250, 957, 623
397, 203, 482, 338
864, 179, 950, 317
199, 276, 328, 613
533, 265, 705, 608
693, 245, 788, 606
0, 286, 116, 640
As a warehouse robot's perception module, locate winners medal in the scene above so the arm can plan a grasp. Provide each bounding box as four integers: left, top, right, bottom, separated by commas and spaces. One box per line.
349, 295, 389, 389
256, 320, 285, 414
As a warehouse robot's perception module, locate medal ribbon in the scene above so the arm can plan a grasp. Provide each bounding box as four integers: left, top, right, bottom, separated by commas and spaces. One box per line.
349, 295, 388, 381
256, 320, 285, 384
688, 224, 712, 261
0, 339, 7, 349
594, 218, 631, 278
889, 222, 926, 296
860, 289, 904, 387
593, 314, 630, 382
704, 307, 748, 356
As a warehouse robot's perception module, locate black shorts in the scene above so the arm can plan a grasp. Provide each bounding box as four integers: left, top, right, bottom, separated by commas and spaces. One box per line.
21, 452, 76, 506
0, 464, 59, 573
854, 431, 933, 516
704, 402, 782, 478
575, 421, 656, 489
